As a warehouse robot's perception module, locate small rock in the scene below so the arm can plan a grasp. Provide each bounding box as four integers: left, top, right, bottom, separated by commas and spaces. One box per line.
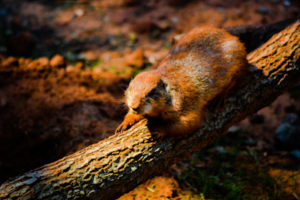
0, 9, 7, 16
103, 16, 110, 23
1, 57, 18, 67
171, 34, 183, 45
75, 62, 84, 70
171, 17, 178, 24
128, 32, 138, 45
28, 57, 49, 70
218, 7, 225, 12
0, 46, 6, 54
244, 139, 257, 146
37, 57, 49, 67
124, 49, 145, 68
215, 146, 226, 154
18, 57, 31, 66
227, 126, 240, 133
290, 150, 300, 159
50, 54, 65, 68
0, 94, 7, 107
73, 9, 85, 18
284, 0, 291, 6
275, 113, 300, 150
258, 7, 269, 14
81, 51, 99, 61
131, 18, 160, 34
66, 65, 76, 72
156, 20, 171, 30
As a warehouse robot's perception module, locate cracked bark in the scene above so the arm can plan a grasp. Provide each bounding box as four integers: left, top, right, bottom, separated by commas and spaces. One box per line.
0, 20, 299, 200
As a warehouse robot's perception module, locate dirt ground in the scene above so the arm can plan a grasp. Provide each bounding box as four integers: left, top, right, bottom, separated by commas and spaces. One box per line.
0, 0, 299, 199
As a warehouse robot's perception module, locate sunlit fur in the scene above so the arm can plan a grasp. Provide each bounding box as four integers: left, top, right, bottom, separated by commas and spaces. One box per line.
116, 26, 247, 136
125, 70, 172, 118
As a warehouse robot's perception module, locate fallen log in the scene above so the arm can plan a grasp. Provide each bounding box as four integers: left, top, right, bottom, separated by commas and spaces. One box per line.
226, 18, 297, 52
0, 20, 299, 200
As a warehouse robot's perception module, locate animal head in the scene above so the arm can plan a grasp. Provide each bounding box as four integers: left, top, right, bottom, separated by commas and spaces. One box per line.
125, 70, 171, 117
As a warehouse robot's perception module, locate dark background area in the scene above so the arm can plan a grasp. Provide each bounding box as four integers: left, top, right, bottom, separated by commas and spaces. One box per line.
0, 0, 299, 199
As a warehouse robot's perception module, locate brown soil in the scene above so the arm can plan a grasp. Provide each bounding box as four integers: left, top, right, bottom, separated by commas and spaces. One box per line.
0, 55, 129, 182
0, 0, 299, 199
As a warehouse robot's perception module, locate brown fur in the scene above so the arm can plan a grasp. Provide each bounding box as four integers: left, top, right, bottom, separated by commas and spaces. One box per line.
116, 27, 248, 136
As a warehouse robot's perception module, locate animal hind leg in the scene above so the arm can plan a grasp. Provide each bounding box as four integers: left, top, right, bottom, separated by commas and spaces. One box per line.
164, 112, 203, 137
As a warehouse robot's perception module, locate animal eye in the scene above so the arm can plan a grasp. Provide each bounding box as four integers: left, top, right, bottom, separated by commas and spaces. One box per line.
148, 88, 157, 97
132, 107, 139, 112
148, 89, 161, 100
146, 98, 151, 103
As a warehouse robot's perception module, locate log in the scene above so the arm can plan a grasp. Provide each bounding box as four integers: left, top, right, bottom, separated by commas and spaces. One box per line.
0, 20, 299, 200
226, 18, 297, 52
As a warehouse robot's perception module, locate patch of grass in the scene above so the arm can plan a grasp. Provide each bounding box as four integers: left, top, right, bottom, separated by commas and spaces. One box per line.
64, 51, 78, 64
178, 130, 290, 200
127, 32, 138, 46
163, 41, 172, 50
180, 191, 206, 200
87, 58, 102, 70
106, 64, 116, 72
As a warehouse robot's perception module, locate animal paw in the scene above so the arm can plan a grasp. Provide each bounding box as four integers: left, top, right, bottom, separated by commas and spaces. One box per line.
116, 113, 144, 133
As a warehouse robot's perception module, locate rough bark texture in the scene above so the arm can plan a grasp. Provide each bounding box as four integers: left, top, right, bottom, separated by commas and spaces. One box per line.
0, 21, 299, 200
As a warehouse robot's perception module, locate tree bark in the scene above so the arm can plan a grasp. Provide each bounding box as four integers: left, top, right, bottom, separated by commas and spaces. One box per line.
0, 21, 299, 200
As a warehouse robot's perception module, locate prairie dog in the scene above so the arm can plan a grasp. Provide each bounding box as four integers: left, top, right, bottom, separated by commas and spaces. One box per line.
116, 27, 247, 136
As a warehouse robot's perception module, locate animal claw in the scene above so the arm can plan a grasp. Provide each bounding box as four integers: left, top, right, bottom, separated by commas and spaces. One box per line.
115, 113, 144, 134
115, 122, 130, 134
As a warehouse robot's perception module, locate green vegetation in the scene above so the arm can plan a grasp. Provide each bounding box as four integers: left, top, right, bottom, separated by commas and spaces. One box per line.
128, 32, 138, 46
180, 192, 206, 200
178, 130, 293, 200
87, 58, 102, 70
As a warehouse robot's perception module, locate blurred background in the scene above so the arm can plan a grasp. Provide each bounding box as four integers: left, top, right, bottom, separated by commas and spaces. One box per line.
0, 0, 299, 199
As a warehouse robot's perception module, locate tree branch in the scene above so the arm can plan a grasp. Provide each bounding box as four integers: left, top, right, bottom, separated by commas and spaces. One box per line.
0, 20, 299, 200
226, 18, 298, 52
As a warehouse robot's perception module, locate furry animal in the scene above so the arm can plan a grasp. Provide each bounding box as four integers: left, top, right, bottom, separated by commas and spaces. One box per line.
116, 27, 248, 136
